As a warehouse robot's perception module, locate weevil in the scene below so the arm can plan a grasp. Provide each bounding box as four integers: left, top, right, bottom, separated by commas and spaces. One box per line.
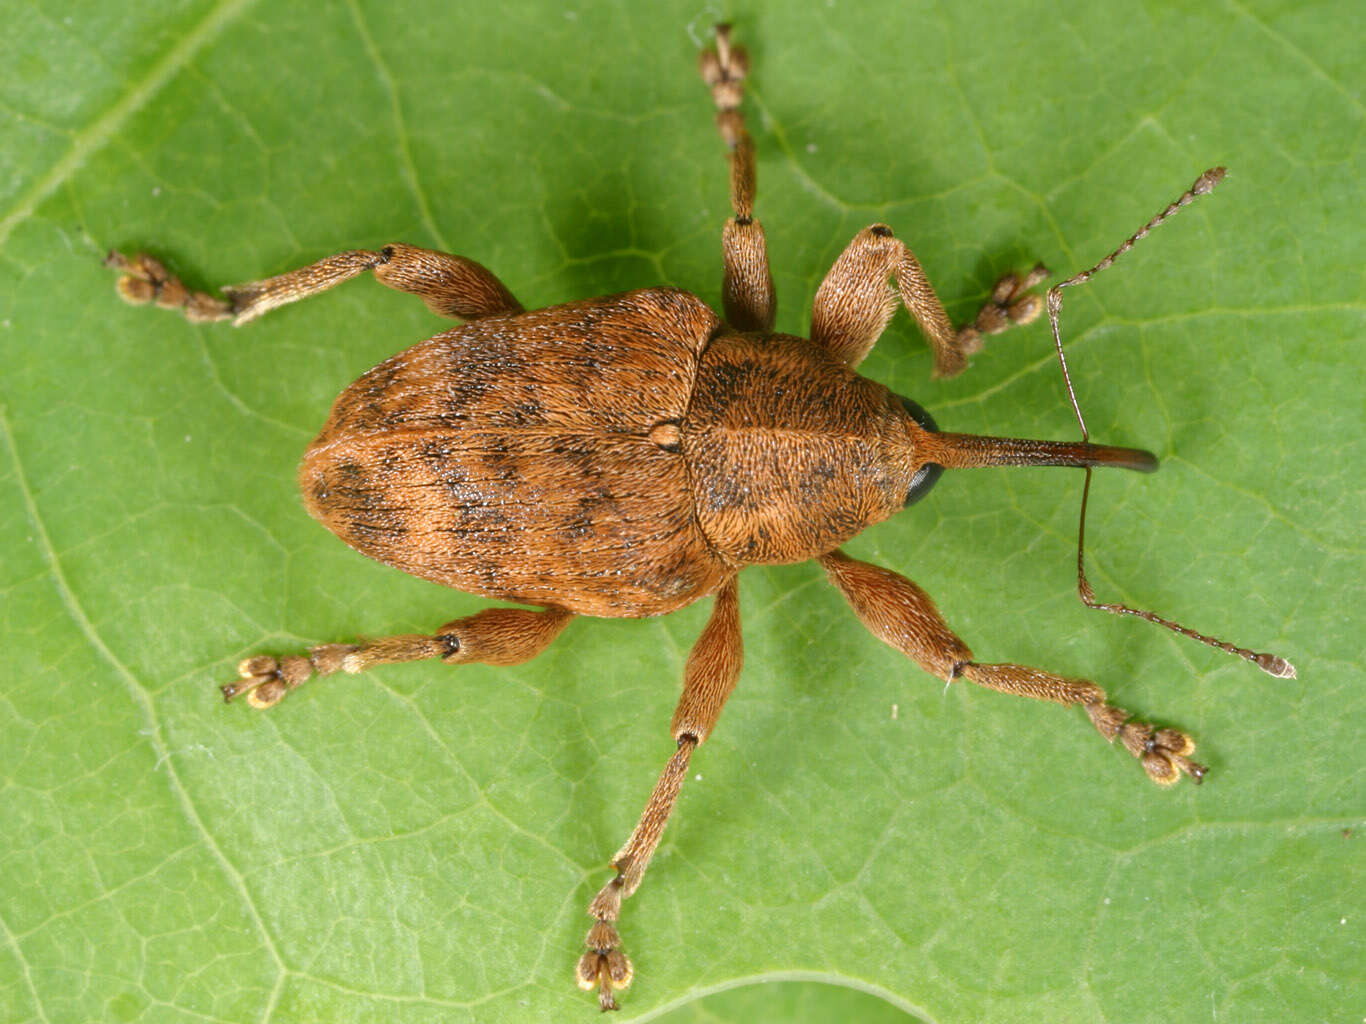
107, 25, 1294, 1011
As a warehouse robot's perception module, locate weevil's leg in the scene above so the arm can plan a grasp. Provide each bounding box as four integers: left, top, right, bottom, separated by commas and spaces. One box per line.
700, 24, 775, 332
225, 605, 572, 708
104, 251, 235, 323
578, 578, 741, 1011
369, 243, 523, 321
106, 242, 522, 327
810, 225, 1048, 376
819, 550, 1206, 785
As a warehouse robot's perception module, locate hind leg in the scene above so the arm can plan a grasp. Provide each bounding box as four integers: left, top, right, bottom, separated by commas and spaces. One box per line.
226, 605, 573, 708
106, 241, 522, 326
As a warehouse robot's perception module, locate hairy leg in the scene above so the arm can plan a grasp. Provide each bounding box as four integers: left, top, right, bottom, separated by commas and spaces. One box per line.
819, 550, 1205, 785
578, 578, 742, 1010
225, 605, 573, 708
107, 241, 522, 326
699, 24, 775, 333
811, 224, 1047, 376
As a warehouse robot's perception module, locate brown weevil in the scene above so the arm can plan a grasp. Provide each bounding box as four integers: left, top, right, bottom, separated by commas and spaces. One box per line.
107, 24, 1294, 1012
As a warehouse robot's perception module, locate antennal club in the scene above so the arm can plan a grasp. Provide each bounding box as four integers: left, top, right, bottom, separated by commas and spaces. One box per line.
1047, 168, 1296, 680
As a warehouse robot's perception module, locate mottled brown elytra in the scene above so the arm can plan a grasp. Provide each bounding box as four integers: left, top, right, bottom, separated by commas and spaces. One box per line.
107, 24, 1293, 1012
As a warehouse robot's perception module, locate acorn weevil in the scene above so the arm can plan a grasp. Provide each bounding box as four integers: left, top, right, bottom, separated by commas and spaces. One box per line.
107, 24, 1294, 1012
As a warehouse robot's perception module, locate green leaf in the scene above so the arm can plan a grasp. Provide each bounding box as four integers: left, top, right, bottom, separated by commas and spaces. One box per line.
1, 2, 1360, 1022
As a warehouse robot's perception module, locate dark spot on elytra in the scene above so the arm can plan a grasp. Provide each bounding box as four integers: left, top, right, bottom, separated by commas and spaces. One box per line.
560, 513, 595, 542
439, 374, 494, 419
505, 398, 543, 425
481, 434, 510, 456
639, 546, 705, 599
332, 483, 377, 510
418, 438, 451, 466
358, 401, 389, 429
349, 519, 408, 538
480, 447, 521, 484
444, 508, 509, 539
797, 460, 840, 502
581, 335, 622, 361
555, 441, 605, 481
360, 361, 400, 400
576, 488, 617, 517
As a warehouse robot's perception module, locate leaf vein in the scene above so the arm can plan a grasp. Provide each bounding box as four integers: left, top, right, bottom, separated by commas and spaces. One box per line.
0, 405, 289, 1008
0, 0, 261, 247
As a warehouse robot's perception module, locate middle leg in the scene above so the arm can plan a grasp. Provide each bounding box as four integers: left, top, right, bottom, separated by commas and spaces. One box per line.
577, 578, 742, 1010
810, 225, 1048, 376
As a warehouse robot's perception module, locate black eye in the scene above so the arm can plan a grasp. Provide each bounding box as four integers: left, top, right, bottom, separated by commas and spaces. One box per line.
897, 394, 943, 507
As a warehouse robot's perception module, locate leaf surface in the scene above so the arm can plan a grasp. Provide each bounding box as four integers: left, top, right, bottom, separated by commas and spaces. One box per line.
1, 2, 1361, 1021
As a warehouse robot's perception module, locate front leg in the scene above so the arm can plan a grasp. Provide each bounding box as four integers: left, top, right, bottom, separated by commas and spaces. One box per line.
811, 224, 1047, 376
819, 551, 1206, 785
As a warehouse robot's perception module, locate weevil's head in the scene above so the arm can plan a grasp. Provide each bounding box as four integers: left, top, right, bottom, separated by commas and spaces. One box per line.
894, 394, 945, 507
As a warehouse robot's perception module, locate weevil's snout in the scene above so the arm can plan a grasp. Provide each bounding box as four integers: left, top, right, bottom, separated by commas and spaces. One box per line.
894, 392, 1161, 510
896, 394, 945, 507
901, 398, 1160, 477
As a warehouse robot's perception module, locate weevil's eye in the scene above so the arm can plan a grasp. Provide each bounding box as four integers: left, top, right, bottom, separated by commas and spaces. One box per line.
897, 394, 943, 507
